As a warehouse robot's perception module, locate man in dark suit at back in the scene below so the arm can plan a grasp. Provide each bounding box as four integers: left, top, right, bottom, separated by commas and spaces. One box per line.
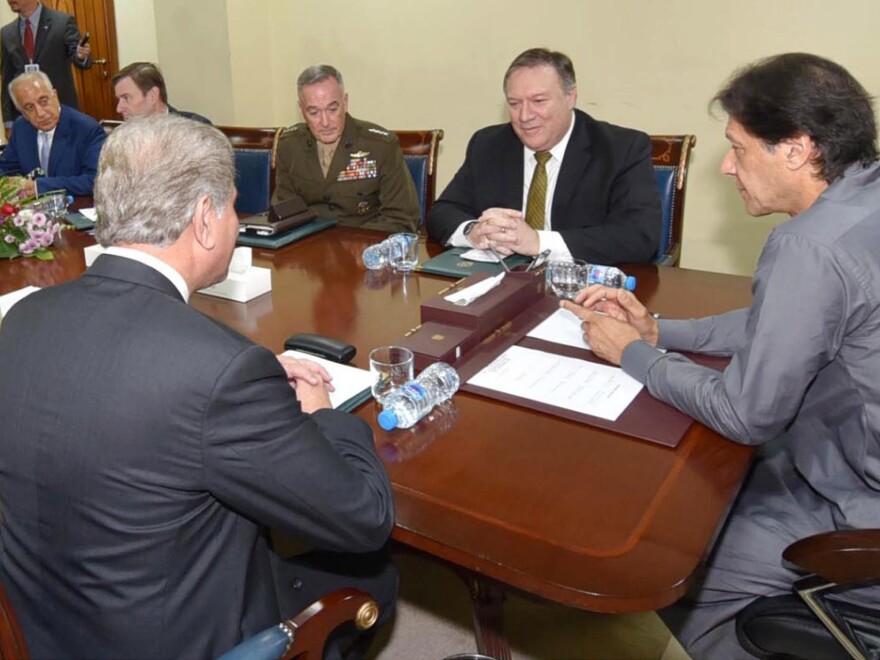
1, 0, 91, 129
112, 61, 212, 124
0, 70, 104, 196
427, 47, 661, 265
0, 115, 395, 659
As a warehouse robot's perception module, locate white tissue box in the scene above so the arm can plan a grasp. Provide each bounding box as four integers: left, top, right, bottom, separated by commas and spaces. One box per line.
84, 243, 107, 267
198, 266, 272, 302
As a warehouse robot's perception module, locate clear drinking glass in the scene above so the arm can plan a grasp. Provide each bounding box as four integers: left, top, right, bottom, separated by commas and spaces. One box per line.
389, 232, 419, 272
369, 346, 414, 404
545, 259, 588, 300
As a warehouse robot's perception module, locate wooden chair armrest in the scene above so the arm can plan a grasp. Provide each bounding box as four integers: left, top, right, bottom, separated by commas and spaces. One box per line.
783, 528, 880, 585
282, 587, 379, 660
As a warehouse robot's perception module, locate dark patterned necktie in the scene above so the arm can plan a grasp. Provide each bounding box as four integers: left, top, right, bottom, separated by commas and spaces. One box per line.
525, 151, 551, 230
23, 19, 35, 61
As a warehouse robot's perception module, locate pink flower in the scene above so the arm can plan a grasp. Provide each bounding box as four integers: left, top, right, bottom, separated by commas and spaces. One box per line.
19, 240, 36, 255
32, 212, 47, 228
3, 234, 14, 244
12, 215, 25, 227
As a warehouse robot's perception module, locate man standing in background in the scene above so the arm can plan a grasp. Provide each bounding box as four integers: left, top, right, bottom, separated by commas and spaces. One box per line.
1, 0, 91, 130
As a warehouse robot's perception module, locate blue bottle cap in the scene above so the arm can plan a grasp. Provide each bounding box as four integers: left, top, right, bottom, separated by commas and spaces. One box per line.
377, 409, 398, 430
625, 275, 637, 291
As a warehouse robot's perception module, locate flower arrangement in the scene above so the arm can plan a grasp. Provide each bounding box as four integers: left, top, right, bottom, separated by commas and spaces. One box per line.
0, 176, 64, 261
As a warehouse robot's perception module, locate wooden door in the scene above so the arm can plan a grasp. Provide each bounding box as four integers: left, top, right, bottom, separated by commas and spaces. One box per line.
44, 0, 118, 121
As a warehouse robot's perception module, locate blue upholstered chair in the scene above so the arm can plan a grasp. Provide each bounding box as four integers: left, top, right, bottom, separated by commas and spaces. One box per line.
650, 134, 696, 267
0, 582, 377, 660
392, 129, 444, 229
218, 126, 283, 216
218, 588, 379, 660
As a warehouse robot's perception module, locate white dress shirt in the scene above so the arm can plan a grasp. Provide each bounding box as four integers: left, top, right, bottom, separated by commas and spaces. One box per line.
449, 111, 576, 260
104, 246, 190, 302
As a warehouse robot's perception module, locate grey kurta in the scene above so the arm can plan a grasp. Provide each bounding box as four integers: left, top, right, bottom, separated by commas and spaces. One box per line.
621, 162, 880, 657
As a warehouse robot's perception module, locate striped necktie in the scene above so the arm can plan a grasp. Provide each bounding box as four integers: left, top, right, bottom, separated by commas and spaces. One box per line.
39, 132, 50, 173
525, 151, 551, 230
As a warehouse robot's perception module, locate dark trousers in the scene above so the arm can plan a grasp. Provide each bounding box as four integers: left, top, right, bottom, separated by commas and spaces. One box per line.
271, 548, 398, 660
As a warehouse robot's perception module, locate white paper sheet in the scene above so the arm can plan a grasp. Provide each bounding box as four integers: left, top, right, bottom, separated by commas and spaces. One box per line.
79, 207, 98, 221
281, 350, 374, 410
459, 247, 504, 263
527, 307, 591, 349
0, 286, 40, 317
467, 345, 643, 421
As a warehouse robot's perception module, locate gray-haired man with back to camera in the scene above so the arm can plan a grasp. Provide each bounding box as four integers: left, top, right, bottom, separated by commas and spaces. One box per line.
0, 115, 396, 659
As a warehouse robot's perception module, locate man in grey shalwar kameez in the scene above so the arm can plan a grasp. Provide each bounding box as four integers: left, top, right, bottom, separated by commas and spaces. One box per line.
564, 53, 880, 658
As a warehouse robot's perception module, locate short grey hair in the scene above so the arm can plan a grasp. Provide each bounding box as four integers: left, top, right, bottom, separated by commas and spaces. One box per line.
9, 70, 54, 109
296, 64, 344, 98
95, 115, 235, 248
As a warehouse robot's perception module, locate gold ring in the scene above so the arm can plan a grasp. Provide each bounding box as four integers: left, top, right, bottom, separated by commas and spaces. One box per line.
501, 227, 506, 234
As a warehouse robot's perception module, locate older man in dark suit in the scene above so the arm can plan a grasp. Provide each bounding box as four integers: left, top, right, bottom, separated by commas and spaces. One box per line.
427, 47, 661, 265
0, 115, 395, 658
1, 0, 91, 128
0, 71, 105, 196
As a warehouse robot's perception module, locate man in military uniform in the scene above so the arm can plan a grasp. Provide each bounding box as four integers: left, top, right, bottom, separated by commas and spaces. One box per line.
273, 65, 420, 233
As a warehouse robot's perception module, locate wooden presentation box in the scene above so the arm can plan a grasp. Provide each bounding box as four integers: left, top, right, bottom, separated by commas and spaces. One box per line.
402, 270, 546, 370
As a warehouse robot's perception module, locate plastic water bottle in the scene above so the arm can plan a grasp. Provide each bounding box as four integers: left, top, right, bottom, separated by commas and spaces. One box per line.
585, 264, 637, 291
362, 235, 407, 270
377, 363, 460, 430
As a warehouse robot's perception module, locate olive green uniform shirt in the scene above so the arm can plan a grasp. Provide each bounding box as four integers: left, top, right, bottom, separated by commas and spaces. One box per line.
273, 114, 420, 233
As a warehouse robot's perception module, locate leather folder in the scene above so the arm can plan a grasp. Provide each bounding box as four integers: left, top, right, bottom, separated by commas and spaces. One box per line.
418, 247, 530, 278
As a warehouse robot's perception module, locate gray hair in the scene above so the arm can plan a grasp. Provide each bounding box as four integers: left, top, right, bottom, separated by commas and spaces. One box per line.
296, 64, 344, 98
94, 115, 235, 248
9, 70, 54, 109
503, 48, 577, 94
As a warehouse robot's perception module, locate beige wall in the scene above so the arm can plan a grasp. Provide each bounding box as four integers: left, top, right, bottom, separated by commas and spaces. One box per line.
20, 1, 880, 275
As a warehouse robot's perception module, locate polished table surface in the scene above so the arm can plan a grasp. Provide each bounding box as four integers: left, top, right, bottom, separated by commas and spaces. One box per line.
0, 227, 755, 614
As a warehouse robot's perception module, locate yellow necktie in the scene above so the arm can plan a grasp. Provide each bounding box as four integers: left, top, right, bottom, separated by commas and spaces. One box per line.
525, 151, 551, 230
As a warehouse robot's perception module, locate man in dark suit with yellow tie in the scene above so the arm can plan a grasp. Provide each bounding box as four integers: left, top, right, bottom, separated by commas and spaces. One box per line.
427, 47, 661, 265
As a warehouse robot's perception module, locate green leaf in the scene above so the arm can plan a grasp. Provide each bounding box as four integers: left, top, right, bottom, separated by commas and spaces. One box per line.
33, 249, 54, 261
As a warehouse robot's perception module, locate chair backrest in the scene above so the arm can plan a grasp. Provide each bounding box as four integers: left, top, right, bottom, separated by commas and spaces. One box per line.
99, 119, 122, 136
217, 126, 283, 216
650, 134, 696, 267
392, 129, 444, 228
0, 582, 29, 660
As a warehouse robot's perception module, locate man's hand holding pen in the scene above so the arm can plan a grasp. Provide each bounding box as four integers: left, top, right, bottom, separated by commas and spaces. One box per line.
561, 285, 659, 365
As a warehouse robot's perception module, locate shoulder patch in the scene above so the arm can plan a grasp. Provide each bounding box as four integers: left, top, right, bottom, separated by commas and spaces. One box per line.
368, 127, 389, 137
281, 124, 306, 137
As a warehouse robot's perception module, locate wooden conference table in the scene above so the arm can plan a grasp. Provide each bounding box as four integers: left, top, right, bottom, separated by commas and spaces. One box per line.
1, 226, 755, 654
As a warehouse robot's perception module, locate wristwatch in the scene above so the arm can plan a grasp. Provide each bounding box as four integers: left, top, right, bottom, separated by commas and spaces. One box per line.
463, 220, 478, 237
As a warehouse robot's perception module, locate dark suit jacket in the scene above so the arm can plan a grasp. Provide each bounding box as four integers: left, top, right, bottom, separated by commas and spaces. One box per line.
0, 255, 394, 658
427, 109, 662, 264
169, 104, 213, 125
0, 104, 105, 196
1, 6, 91, 124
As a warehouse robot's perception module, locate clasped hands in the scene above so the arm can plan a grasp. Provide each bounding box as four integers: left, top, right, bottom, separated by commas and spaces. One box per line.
561, 285, 660, 365
276, 355, 335, 413
466, 207, 541, 256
